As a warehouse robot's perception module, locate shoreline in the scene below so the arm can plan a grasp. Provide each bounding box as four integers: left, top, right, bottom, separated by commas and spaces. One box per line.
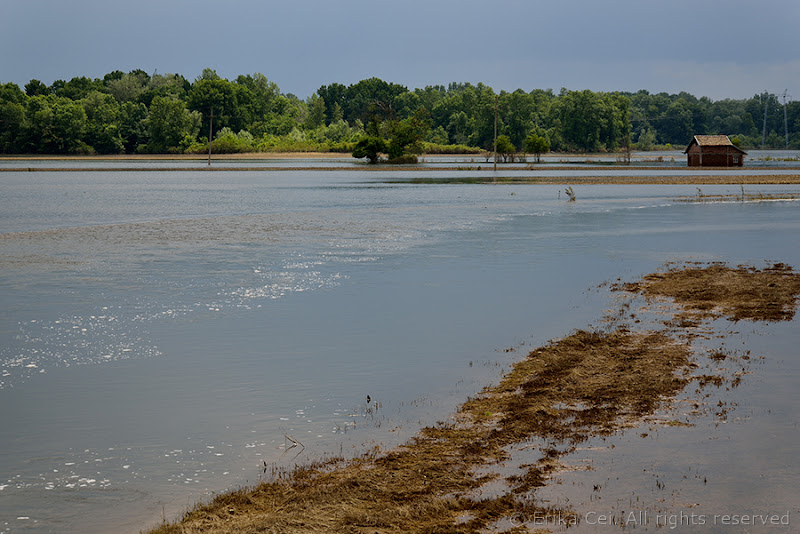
0, 152, 353, 161
145, 263, 800, 534
3, 167, 800, 186
2, 154, 800, 183
4, 171, 800, 185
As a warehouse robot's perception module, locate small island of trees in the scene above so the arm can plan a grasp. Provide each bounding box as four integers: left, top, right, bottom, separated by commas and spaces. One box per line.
1, 68, 798, 159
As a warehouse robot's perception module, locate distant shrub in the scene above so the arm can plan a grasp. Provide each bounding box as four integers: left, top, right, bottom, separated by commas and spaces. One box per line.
183, 141, 207, 154
422, 143, 482, 154
255, 134, 322, 153
327, 141, 356, 153
425, 126, 450, 145
208, 128, 255, 153
306, 120, 363, 145
636, 129, 657, 151
387, 154, 418, 164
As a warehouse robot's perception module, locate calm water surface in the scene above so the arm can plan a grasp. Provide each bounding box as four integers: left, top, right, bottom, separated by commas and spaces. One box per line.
0, 165, 798, 533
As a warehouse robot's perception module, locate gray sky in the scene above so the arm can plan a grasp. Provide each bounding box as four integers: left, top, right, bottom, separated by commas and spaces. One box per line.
2, 0, 798, 100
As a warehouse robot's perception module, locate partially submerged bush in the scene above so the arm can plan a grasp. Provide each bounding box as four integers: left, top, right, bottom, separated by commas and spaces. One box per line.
351, 136, 387, 163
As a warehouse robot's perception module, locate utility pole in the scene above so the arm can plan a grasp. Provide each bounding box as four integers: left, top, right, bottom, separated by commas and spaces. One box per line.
761, 91, 769, 149
782, 90, 791, 149
493, 95, 498, 176
207, 106, 214, 166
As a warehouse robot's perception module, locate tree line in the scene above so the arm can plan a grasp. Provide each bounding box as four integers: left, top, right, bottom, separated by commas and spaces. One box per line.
1, 68, 799, 157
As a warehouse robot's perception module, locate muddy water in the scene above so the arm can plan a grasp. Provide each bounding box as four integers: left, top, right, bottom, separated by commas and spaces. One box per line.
0, 168, 798, 533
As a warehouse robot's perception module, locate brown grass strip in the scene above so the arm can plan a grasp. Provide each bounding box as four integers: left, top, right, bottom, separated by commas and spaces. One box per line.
398, 175, 800, 185
624, 263, 800, 322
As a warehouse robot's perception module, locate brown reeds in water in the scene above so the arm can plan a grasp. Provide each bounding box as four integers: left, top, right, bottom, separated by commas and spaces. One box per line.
624, 262, 800, 322
146, 263, 800, 534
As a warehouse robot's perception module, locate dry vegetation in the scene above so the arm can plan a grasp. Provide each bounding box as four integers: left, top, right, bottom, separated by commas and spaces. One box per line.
399, 174, 800, 185
675, 189, 799, 202
4, 156, 800, 185
624, 262, 800, 322
146, 264, 800, 534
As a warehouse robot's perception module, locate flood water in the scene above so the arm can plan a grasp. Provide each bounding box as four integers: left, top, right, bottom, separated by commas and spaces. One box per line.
1, 163, 799, 533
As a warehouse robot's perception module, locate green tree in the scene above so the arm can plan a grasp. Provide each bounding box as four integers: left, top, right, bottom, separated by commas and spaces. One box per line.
426, 125, 449, 145
317, 83, 348, 124
553, 89, 603, 151
146, 96, 201, 152
211, 127, 255, 153
102, 70, 125, 84
81, 91, 124, 153
636, 128, 657, 151
0, 102, 26, 152
597, 93, 631, 151
0, 82, 26, 104
413, 85, 447, 115
105, 71, 149, 102
187, 75, 238, 136
304, 93, 326, 129
119, 101, 148, 152
23, 95, 88, 153
393, 91, 421, 120
468, 84, 498, 149
331, 102, 344, 123
138, 73, 189, 107
549, 89, 631, 152
660, 99, 695, 145
498, 89, 537, 149
386, 110, 430, 160
51, 76, 104, 100
235, 74, 280, 111
307, 119, 361, 146
24, 79, 49, 96
233, 73, 283, 132
344, 77, 408, 123
495, 135, 516, 162
445, 110, 470, 145
0, 88, 26, 152
524, 133, 550, 162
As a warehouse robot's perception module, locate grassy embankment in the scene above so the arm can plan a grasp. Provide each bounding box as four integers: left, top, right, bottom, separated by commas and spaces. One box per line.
3, 153, 800, 184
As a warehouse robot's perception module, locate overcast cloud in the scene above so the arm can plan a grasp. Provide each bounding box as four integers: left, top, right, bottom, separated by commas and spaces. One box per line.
2, 0, 798, 100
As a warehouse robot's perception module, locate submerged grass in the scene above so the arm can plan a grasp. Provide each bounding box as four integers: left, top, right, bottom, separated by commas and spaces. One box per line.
388, 174, 800, 185
145, 263, 800, 534
675, 189, 799, 203
624, 262, 800, 322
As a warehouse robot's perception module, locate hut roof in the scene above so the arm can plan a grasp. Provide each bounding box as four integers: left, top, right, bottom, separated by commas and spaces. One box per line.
684, 135, 747, 154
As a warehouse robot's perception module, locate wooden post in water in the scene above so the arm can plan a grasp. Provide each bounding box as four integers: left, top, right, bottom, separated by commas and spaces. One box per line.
207, 106, 214, 166
761, 92, 768, 150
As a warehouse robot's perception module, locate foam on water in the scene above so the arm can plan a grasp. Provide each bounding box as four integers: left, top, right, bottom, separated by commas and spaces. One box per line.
0, 309, 161, 389
222, 269, 347, 303
0, 248, 360, 390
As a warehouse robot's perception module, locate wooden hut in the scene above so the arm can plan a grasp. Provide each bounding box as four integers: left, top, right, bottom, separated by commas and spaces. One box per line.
684, 135, 747, 167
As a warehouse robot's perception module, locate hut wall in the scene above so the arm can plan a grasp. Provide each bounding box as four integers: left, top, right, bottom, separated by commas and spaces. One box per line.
686, 146, 744, 167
